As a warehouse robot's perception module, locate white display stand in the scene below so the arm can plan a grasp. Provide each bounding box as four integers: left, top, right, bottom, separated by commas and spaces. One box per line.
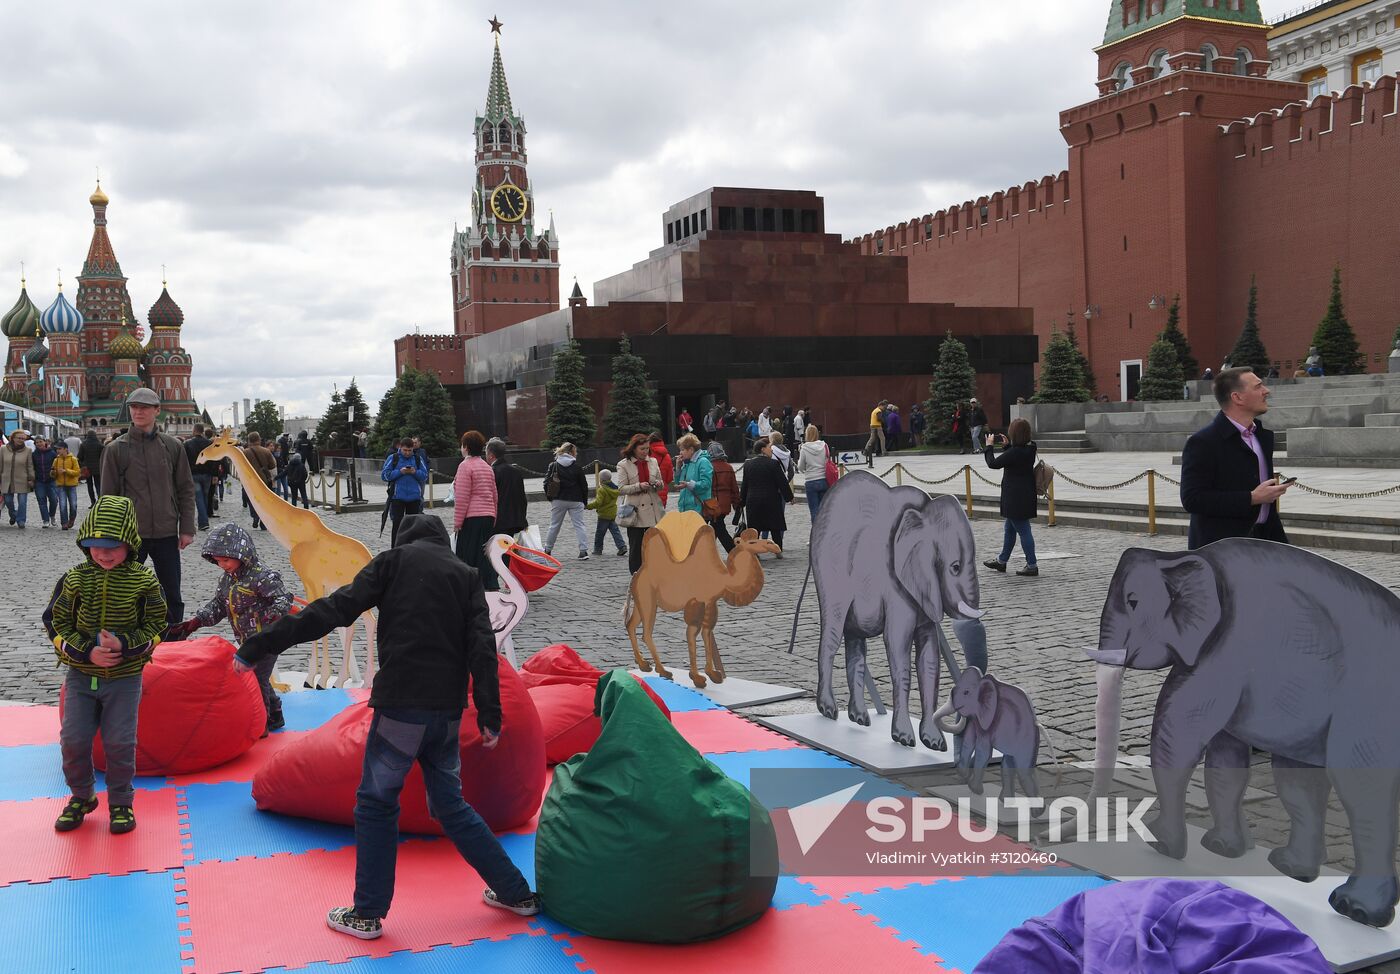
1052, 823, 1400, 973
757, 711, 990, 774
630, 667, 805, 709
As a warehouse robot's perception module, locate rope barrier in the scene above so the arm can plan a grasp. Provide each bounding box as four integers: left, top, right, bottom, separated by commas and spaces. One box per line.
1053, 470, 1151, 491
1292, 481, 1400, 499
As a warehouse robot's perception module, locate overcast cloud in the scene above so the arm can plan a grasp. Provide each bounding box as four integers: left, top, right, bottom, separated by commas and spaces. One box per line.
0, 1, 1296, 422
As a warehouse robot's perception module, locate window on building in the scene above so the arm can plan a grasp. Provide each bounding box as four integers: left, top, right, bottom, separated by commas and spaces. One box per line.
1147, 0, 1162, 15
480, 240, 493, 259
1354, 50, 1384, 84
1200, 44, 1218, 72
666, 224, 674, 244
1234, 48, 1251, 75
742, 207, 757, 230
782, 208, 796, 232
1113, 62, 1134, 90
718, 206, 737, 230
683, 215, 691, 236
498, 122, 511, 146
925, 222, 933, 239
1149, 50, 1169, 78
481, 127, 493, 148
800, 209, 819, 232
762, 207, 776, 231
699, 210, 707, 231
1303, 67, 1329, 99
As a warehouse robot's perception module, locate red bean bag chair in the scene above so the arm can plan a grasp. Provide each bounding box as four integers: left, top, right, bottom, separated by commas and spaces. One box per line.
59, 635, 265, 776
252, 656, 545, 834
522, 646, 672, 764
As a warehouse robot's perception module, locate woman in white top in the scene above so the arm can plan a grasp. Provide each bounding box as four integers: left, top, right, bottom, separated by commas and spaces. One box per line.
796, 424, 833, 518
757, 407, 774, 438
793, 408, 806, 443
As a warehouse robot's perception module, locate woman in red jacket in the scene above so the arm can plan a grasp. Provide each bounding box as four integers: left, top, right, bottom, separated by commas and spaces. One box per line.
453, 431, 499, 589
647, 433, 673, 508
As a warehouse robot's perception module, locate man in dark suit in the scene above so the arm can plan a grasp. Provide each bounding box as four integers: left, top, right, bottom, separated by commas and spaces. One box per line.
486, 438, 527, 539
1180, 367, 1292, 550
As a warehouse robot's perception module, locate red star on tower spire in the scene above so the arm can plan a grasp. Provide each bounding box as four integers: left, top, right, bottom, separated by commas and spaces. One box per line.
488, 16, 502, 35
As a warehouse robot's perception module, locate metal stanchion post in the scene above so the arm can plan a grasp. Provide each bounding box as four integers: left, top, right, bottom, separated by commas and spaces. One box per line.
1147, 470, 1157, 536
1047, 478, 1056, 526
334, 474, 342, 514
964, 465, 973, 517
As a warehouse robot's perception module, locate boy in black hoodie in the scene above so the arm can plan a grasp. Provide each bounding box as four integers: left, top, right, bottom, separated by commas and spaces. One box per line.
236, 514, 538, 940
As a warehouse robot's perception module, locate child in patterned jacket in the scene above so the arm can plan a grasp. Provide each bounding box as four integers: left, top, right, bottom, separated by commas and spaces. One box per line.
170, 523, 294, 734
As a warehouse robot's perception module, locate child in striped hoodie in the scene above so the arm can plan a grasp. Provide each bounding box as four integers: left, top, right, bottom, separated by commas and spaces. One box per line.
43, 495, 167, 835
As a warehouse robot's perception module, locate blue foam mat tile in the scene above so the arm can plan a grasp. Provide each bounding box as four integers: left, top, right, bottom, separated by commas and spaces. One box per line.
263, 932, 582, 973
633, 675, 723, 712
0, 870, 184, 971
276, 687, 357, 732
182, 779, 355, 862
845, 870, 1112, 973
0, 743, 168, 802
496, 830, 537, 889
772, 875, 829, 911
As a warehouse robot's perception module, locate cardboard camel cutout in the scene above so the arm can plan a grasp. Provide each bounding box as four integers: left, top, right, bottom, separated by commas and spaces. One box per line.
1086, 539, 1400, 928
624, 511, 779, 688
197, 430, 377, 688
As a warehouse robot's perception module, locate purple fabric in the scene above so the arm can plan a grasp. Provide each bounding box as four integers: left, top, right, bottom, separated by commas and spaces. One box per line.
973, 879, 1329, 974
1227, 416, 1270, 525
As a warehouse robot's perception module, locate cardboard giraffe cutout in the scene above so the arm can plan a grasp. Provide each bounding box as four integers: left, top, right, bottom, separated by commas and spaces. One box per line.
624, 510, 779, 688
197, 431, 376, 687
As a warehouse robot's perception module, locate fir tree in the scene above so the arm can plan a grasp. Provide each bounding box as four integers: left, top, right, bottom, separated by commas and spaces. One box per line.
1137, 338, 1184, 401
315, 379, 371, 452
405, 373, 457, 458
1159, 296, 1199, 379
1065, 320, 1096, 396
370, 371, 418, 459
1228, 276, 1270, 376
922, 331, 977, 444
601, 334, 661, 447
543, 339, 596, 449
1031, 329, 1091, 404
244, 399, 283, 442
314, 390, 343, 447
1310, 266, 1365, 375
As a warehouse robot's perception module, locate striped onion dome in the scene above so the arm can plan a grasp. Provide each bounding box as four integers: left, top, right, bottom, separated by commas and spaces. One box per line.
147, 286, 184, 329
109, 325, 144, 360
40, 290, 84, 335
1, 285, 41, 338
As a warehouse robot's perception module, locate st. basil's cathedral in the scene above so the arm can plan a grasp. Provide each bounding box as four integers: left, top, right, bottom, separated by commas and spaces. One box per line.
0, 183, 199, 432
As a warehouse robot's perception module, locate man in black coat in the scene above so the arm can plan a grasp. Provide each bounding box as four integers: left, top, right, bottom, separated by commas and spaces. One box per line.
235, 514, 538, 938
486, 438, 527, 537
1179, 367, 1292, 550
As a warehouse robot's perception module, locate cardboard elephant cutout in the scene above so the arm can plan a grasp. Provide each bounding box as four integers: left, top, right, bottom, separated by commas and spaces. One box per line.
931, 666, 1041, 800
1087, 539, 1400, 928
795, 471, 985, 750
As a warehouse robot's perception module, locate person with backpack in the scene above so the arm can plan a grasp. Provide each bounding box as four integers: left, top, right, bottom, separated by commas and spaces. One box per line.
703, 441, 739, 553
381, 438, 428, 547
981, 417, 1039, 578
100, 387, 198, 625
543, 442, 590, 560
285, 450, 311, 508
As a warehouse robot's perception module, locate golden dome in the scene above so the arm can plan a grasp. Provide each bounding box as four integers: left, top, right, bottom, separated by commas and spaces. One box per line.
89, 182, 109, 206
109, 326, 144, 360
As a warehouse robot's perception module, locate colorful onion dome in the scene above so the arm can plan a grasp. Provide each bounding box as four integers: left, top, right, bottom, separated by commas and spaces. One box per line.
147, 286, 184, 329
90, 182, 109, 206
109, 325, 144, 360
40, 290, 84, 335
1, 284, 41, 338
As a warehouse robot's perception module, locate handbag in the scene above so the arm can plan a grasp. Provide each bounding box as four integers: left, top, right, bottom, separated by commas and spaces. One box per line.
617, 502, 637, 520
544, 463, 561, 501
823, 443, 839, 486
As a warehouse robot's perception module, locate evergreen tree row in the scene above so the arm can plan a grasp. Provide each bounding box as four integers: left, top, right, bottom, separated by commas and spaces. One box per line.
369, 370, 456, 458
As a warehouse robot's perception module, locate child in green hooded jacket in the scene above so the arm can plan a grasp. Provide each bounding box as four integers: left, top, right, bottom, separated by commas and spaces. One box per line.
42, 495, 167, 835
586, 468, 627, 556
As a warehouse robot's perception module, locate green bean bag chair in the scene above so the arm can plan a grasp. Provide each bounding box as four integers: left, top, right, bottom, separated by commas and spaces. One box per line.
535, 670, 778, 942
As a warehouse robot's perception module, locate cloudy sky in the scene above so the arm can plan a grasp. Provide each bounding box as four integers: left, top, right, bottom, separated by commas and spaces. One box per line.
0, 0, 1297, 421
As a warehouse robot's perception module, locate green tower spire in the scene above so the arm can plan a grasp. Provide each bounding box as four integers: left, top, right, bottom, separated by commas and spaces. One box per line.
485, 33, 514, 121
1102, 0, 1265, 48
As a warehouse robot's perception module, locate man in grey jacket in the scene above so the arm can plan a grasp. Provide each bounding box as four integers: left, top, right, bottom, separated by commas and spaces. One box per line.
100, 388, 198, 625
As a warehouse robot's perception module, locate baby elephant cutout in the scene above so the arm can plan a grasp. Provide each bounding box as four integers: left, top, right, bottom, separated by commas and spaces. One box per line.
933, 666, 1040, 800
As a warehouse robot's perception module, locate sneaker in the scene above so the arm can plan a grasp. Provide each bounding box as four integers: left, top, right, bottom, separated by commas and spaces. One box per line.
266, 712, 286, 732
108, 804, 137, 834
326, 907, 382, 940
483, 888, 541, 916
983, 559, 1007, 573
54, 796, 98, 832
592, 549, 603, 556
41, 521, 51, 529
617, 546, 628, 556
578, 551, 590, 561
1016, 565, 1039, 577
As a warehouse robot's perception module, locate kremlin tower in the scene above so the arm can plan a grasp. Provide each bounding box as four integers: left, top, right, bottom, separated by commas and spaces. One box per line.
1, 183, 199, 433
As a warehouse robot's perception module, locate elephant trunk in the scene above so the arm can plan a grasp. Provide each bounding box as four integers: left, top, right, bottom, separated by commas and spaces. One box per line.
931, 698, 967, 735
1089, 661, 1126, 802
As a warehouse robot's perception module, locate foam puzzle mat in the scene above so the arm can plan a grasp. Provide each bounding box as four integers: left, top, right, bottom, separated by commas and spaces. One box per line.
0, 675, 1109, 973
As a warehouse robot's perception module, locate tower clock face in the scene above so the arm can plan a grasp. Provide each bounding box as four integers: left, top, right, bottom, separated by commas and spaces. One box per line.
490, 183, 527, 222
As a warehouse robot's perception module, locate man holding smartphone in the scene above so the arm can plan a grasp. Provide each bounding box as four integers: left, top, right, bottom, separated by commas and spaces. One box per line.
1179, 367, 1291, 549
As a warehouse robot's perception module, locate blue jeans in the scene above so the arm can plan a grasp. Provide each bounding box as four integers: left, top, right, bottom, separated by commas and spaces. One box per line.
998, 518, 1037, 567
34, 481, 57, 523
592, 518, 625, 553
804, 478, 828, 519
353, 708, 531, 919
4, 492, 28, 525
192, 474, 211, 528
56, 486, 78, 526
275, 473, 290, 499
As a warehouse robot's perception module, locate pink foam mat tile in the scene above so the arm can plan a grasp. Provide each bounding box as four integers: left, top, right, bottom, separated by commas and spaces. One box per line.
0, 787, 185, 887
166, 730, 310, 787
183, 839, 543, 972
556, 899, 949, 973
0, 705, 60, 748
672, 709, 803, 756
799, 874, 969, 900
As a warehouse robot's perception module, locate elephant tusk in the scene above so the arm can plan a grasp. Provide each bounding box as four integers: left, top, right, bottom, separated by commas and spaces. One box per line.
955, 601, 985, 620
931, 699, 967, 735
1083, 647, 1127, 666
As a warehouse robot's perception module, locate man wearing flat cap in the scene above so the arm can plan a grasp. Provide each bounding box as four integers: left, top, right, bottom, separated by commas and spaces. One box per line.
101, 388, 197, 627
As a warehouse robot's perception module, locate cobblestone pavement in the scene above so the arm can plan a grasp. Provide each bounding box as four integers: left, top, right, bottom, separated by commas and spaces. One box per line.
4, 488, 1400, 952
